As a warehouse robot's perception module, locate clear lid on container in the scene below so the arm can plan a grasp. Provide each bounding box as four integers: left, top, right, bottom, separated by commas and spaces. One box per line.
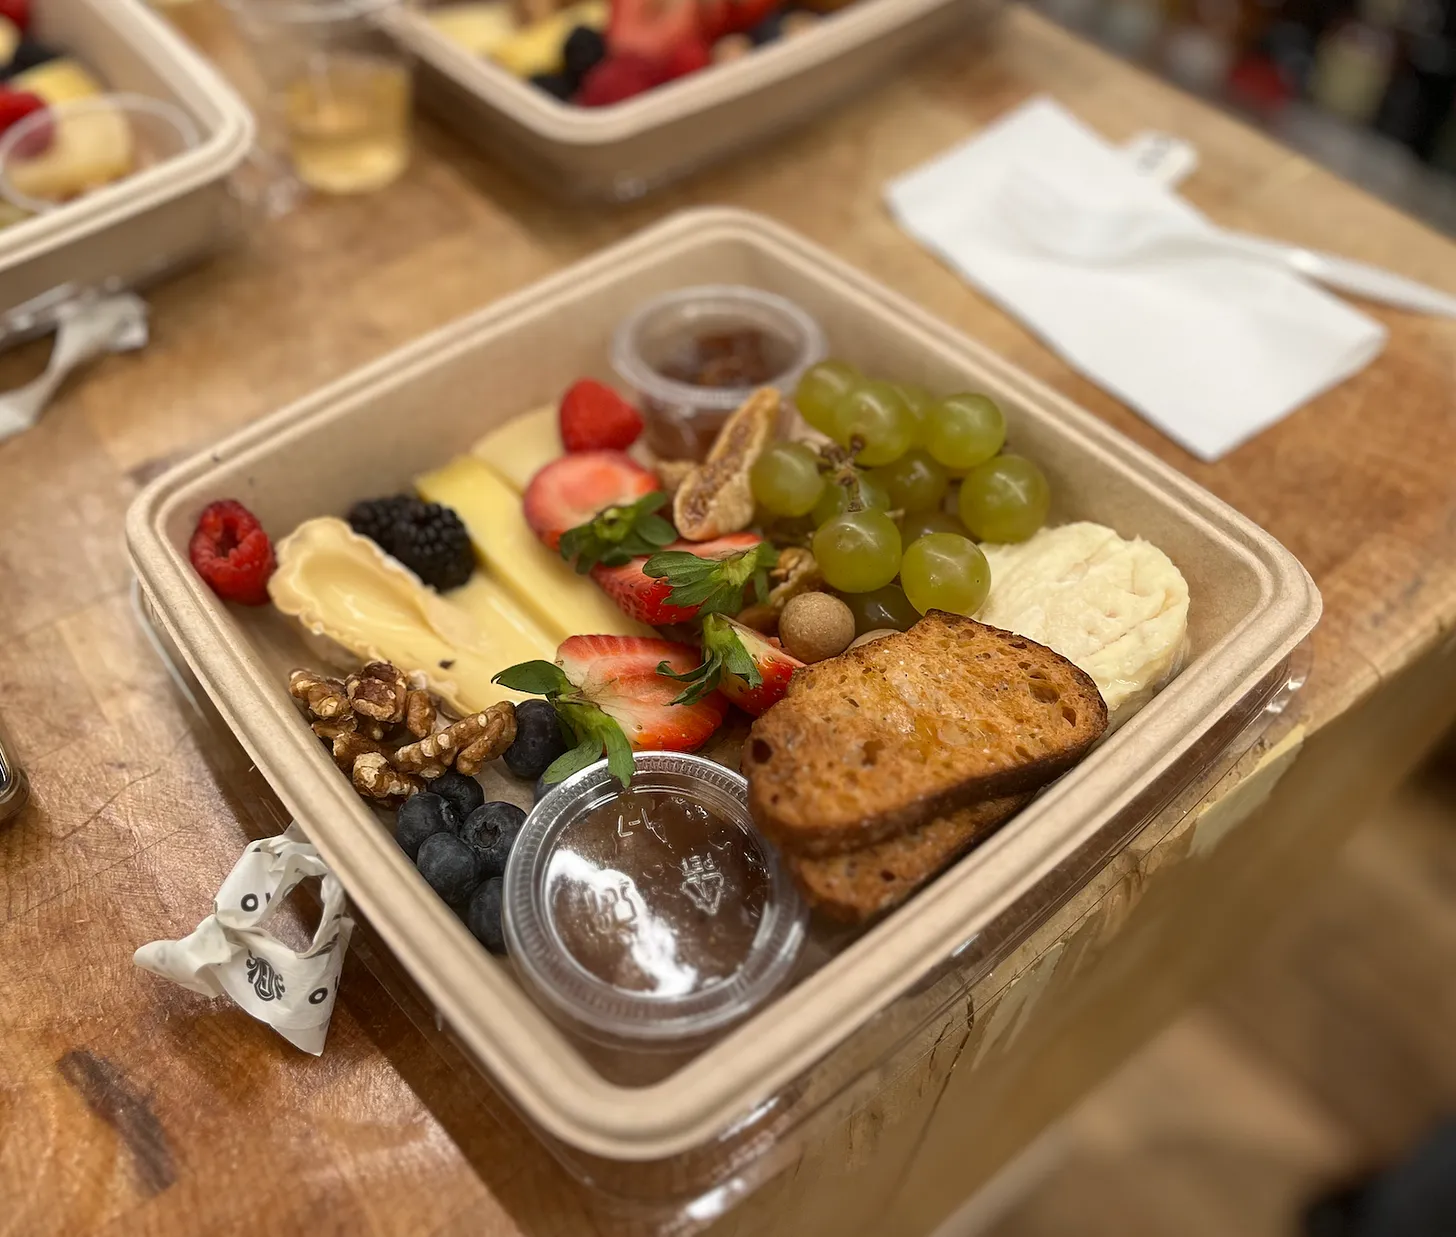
504, 752, 808, 1048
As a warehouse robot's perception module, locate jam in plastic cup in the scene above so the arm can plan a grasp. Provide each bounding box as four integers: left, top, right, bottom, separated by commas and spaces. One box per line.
611, 285, 827, 461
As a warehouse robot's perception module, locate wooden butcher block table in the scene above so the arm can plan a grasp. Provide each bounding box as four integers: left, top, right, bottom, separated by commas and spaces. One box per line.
3, 5, 1456, 1235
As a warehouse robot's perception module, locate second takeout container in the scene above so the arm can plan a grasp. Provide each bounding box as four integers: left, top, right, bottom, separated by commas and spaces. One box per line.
126, 208, 1319, 1215
385, 0, 996, 201
0, 0, 254, 332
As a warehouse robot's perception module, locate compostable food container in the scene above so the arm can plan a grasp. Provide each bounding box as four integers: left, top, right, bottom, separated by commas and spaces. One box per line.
126, 207, 1320, 1229
0, 0, 255, 334
384, 0, 996, 201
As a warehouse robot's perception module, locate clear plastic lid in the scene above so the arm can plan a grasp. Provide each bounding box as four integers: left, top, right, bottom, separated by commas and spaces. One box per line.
610, 285, 827, 460
503, 752, 807, 1049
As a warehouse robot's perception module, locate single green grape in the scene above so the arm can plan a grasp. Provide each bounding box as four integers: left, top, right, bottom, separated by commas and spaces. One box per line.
923, 393, 1007, 471
899, 509, 969, 544
813, 509, 903, 593
795, 360, 860, 434
750, 442, 825, 518
959, 454, 1051, 543
870, 449, 949, 514
811, 470, 889, 526
900, 534, 991, 617
831, 381, 915, 467
841, 584, 921, 635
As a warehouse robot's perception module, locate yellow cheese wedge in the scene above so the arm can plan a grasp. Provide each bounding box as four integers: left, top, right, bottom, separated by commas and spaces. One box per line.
416, 455, 652, 643
471, 403, 560, 493
12, 59, 105, 106
268, 517, 550, 713
425, 1, 517, 57
491, 0, 606, 77
8, 101, 134, 204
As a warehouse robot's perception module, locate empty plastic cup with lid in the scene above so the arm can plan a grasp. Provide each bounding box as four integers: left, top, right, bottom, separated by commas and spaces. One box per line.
221, 0, 413, 195
0, 94, 200, 216
611, 285, 828, 461
503, 752, 807, 1050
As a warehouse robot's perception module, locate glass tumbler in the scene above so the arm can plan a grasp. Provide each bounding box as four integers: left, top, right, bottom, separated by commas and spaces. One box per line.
220, 0, 413, 195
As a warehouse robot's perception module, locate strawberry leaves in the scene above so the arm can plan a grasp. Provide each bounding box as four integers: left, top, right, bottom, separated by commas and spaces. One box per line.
657, 613, 761, 706
558, 490, 676, 574
492, 660, 637, 787
642, 541, 778, 619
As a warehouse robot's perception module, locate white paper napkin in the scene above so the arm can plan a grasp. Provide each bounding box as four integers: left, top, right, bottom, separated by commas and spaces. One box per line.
885, 97, 1387, 461
135, 823, 352, 1056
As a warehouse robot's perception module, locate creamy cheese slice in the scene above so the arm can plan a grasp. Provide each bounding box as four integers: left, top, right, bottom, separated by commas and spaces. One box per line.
268, 517, 553, 713
470, 403, 560, 493
977, 521, 1190, 720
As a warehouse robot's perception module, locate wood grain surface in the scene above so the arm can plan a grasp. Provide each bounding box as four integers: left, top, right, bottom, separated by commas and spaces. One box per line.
2, 4, 1456, 1236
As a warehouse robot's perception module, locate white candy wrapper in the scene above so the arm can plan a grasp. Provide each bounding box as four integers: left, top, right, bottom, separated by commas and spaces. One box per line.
135, 823, 352, 1055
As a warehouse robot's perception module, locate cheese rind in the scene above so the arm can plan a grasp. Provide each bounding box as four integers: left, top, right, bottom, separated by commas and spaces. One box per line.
268, 517, 552, 713
415, 455, 653, 643
977, 521, 1189, 720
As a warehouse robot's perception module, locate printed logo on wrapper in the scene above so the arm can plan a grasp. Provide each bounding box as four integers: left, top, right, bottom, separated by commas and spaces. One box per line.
134, 823, 352, 1055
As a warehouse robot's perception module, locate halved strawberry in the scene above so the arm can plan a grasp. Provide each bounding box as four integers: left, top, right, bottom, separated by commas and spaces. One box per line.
523, 451, 657, 550
590, 532, 767, 625
493, 636, 726, 786
699, 0, 780, 39
559, 379, 644, 452
607, 0, 702, 62
559, 634, 726, 750
660, 613, 802, 716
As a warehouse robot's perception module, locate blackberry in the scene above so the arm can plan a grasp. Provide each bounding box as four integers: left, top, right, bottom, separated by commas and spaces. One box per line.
562, 26, 606, 81
347, 494, 413, 550
346, 494, 473, 591
2, 38, 61, 79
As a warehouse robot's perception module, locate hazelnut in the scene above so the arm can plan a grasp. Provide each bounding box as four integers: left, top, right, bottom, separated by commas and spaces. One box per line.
849, 628, 898, 650
780, 593, 855, 664
713, 33, 753, 63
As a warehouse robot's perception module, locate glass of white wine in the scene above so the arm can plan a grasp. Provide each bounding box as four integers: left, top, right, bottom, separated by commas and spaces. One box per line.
220, 0, 413, 196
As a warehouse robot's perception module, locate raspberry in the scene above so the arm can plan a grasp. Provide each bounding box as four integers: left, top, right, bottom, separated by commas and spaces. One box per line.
188, 500, 275, 606
346, 494, 473, 591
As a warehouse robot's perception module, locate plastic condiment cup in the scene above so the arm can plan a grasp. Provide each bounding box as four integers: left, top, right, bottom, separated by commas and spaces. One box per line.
503, 751, 807, 1050
610, 285, 828, 460
0, 94, 201, 216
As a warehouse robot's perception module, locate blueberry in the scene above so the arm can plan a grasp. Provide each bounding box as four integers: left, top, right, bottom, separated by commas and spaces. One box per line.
460, 801, 527, 878
395, 792, 458, 860
2, 38, 61, 79
563, 26, 607, 80
429, 770, 484, 823
465, 878, 506, 954
504, 698, 567, 780
416, 832, 481, 906
749, 12, 786, 44
529, 71, 574, 102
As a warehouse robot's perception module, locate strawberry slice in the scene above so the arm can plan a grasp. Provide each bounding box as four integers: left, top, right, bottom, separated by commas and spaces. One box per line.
607, 0, 702, 62
494, 636, 726, 786
559, 379, 644, 452
523, 451, 657, 551
660, 613, 802, 716
699, 0, 780, 39
590, 532, 768, 625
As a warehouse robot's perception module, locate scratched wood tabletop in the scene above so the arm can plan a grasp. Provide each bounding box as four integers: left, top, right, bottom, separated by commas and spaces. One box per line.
3, 5, 1456, 1235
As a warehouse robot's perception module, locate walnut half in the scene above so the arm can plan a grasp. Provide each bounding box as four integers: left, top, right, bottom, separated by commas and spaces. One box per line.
392, 702, 517, 780
346, 661, 409, 725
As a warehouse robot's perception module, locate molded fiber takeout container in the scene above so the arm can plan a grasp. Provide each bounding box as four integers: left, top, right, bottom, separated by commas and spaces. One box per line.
126, 209, 1320, 1185
384, 0, 996, 201
0, 0, 254, 331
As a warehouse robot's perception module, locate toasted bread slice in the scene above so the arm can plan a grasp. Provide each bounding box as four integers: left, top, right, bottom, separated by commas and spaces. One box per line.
788, 793, 1033, 923
743, 613, 1107, 856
